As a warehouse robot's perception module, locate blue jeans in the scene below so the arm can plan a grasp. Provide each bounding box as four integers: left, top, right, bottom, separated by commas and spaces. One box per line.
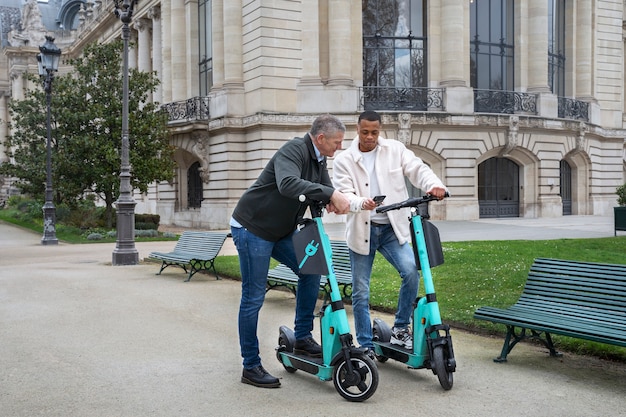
350, 223, 420, 349
231, 226, 321, 369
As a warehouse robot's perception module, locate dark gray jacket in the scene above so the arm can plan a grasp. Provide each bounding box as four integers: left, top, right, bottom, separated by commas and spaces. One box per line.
232, 134, 335, 241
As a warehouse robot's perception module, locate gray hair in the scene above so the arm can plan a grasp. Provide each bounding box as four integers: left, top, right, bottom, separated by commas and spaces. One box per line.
310, 114, 346, 137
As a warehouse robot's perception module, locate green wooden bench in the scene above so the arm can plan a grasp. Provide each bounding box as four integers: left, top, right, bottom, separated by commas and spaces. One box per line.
149, 231, 230, 282
267, 240, 353, 300
474, 257, 626, 362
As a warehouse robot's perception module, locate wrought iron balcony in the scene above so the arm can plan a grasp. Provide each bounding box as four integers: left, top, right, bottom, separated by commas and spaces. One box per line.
473, 89, 538, 115
161, 96, 210, 123
557, 97, 589, 122
360, 86, 444, 111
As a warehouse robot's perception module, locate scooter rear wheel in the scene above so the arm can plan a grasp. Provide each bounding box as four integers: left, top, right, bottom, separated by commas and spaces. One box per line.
277, 328, 297, 373
372, 318, 391, 363
432, 345, 453, 390
332, 353, 378, 402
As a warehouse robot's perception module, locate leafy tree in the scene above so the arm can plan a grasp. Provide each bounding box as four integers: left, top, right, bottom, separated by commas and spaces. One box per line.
1, 41, 175, 228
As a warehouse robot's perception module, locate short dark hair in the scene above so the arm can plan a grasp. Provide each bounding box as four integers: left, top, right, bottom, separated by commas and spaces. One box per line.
358, 110, 381, 124
310, 114, 346, 137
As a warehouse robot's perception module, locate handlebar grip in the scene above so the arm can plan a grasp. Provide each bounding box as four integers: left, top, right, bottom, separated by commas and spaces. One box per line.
376, 201, 403, 213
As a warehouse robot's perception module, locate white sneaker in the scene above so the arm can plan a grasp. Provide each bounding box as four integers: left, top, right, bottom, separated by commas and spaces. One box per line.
390, 327, 413, 350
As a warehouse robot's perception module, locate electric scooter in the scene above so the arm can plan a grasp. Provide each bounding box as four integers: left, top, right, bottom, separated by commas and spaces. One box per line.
276, 196, 379, 402
371, 193, 456, 390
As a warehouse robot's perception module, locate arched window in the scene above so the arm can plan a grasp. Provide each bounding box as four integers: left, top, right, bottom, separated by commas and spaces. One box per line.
478, 157, 519, 218
187, 162, 204, 209
56, 0, 85, 31
560, 159, 572, 215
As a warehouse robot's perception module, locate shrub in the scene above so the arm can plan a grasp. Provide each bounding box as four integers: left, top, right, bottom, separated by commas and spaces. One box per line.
135, 229, 158, 238
86, 233, 104, 240
616, 184, 626, 206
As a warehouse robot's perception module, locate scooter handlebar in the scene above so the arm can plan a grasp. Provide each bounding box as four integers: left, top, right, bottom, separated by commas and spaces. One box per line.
376, 192, 449, 214
298, 194, 329, 218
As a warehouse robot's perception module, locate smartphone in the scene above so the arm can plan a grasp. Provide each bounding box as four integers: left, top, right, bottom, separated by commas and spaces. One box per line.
373, 195, 386, 205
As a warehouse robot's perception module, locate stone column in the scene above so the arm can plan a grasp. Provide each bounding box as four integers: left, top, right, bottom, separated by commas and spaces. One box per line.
327, 0, 352, 86
220, 0, 244, 116
575, 0, 592, 99
170, 0, 186, 101
134, 18, 152, 103
527, 0, 549, 92
441, 0, 473, 113
440, 0, 465, 87
527, 0, 556, 117
298, 0, 321, 86
223, 0, 243, 86
575, 0, 599, 124
161, 0, 172, 104
0, 92, 8, 162
148, 6, 162, 103
134, 18, 152, 73
10, 70, 24, 101
185, 0, 199, 97
128, 30, 138, 70
211, 0, 224, 89
296, 0, 326, 112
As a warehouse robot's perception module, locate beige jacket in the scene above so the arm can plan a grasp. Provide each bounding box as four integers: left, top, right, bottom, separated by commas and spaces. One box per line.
332, 136, 446, 255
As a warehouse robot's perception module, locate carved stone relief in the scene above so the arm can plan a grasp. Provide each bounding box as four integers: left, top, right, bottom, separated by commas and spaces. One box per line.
396, 113, 411, 145
191, 131, 210, 183
500, 115, 519, 157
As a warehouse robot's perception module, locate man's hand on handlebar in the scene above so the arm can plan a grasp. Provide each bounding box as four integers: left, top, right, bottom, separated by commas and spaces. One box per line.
427, 187, 447, 200
327, 190, 350, 214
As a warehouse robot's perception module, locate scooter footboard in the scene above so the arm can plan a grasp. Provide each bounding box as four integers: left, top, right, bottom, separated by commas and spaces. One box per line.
425, 324, 456, 372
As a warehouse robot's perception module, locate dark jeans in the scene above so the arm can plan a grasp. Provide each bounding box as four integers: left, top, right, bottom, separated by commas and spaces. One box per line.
350, 223, 419, 348
231, 226, 321, 369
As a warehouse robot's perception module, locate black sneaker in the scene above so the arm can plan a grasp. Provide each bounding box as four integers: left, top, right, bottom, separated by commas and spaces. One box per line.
293, 337, 322, 358
241, 365, 281, 388
364, 348, 376, 361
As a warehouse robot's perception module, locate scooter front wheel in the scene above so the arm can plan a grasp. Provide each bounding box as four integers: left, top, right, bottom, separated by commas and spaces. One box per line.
332, 353, 378, 402
432, 345, 453, 390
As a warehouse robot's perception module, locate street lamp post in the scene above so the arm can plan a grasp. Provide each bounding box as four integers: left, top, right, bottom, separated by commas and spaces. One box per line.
37, 36, 61, 246
112, 0, 139, 265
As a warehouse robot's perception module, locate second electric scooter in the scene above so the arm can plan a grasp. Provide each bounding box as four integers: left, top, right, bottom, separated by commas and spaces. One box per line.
275, 196, 379, 402
371, 194, 457, 390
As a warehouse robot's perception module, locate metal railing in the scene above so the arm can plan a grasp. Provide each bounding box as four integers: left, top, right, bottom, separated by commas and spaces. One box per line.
557, 97, 589, 121
473, 89, 537, 115
360, 86, 444, 111
161, 96, 210, 123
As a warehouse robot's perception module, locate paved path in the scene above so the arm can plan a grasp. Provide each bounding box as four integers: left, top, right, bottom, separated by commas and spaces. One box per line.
1, 218, 625, 417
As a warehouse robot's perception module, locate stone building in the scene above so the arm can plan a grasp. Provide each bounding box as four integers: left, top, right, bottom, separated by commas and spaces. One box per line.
1, 0, 625, 228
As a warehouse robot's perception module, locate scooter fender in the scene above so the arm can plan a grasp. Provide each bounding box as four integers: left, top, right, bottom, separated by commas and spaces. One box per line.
329, 346, 367, 367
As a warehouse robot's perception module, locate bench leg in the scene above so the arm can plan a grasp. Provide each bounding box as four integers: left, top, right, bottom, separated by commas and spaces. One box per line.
266, 282, 297, 296
495, 326, 562, 363
186, 259, 221, 282
156, 261, 188, 276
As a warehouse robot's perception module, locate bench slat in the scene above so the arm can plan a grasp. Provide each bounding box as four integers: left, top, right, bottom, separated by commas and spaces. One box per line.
266, 240, 352, 299
473, 257, 626, 361
148, 231, 229, 281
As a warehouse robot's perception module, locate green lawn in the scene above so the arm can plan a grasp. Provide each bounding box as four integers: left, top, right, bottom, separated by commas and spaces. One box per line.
215, 237, 626, 362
